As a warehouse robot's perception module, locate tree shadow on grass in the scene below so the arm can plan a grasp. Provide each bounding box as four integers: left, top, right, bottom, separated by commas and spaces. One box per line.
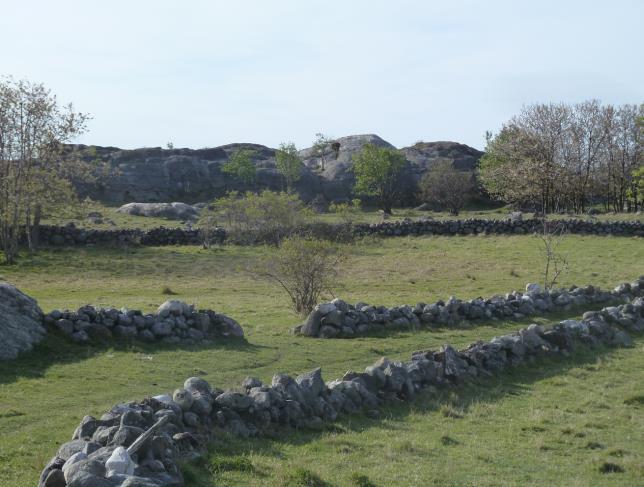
184, 339, 640, 485
0, 330, 266, 386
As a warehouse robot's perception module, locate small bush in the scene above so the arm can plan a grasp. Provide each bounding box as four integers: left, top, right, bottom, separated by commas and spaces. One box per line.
208, 191, 311, 245
261, 236, 345, 315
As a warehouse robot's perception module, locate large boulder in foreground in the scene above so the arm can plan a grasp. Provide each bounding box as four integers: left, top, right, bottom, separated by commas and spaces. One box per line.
0, 283, 46, 360
116, 202, 199, 221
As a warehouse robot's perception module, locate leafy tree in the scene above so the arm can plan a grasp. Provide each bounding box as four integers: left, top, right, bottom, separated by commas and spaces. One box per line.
0, 77, 90, 264
311, 133, 336, 172
275, 142, 303, 193
419, 160, 476, 215
222, 148, 257, 185
352, 144, 406, 214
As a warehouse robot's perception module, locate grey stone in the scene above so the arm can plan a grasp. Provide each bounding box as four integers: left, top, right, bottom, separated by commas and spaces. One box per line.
215, 391, 252, 411
0, 283, 46, 360
301, 309, 323, 336
151, 321, 173, 337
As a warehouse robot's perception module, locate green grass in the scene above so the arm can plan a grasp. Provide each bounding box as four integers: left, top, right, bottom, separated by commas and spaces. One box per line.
0, 235, 642, 486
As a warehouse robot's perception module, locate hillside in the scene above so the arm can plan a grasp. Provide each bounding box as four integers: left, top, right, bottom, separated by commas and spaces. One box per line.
74, 136, 483, 205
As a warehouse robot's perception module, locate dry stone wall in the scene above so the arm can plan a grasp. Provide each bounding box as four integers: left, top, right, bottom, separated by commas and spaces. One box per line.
44, 300, 244, 345
295, 279, 643, 338
40, 298, 644, 486
356, 217, 644, 237
22, 217, 644, 249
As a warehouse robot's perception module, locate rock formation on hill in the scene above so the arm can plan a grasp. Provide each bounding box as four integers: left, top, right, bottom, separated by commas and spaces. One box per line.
74, 135, 483, 205
0, 283, 46, 360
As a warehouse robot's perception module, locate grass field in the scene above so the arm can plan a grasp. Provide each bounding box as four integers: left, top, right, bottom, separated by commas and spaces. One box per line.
0, 234, 643, 486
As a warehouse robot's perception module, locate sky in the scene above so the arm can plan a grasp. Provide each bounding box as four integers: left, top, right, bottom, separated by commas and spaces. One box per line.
1, 0, 642, 151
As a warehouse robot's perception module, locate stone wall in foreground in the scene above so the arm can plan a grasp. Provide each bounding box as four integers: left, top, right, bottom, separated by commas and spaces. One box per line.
40, 298, 644, 486
295, 278, 643, 338
44, 300, 244, 345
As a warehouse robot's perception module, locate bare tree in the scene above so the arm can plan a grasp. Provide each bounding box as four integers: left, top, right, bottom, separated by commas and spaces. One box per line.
419, 159, 476, 215
537, 220, 569, 290
260, 236, 345, 315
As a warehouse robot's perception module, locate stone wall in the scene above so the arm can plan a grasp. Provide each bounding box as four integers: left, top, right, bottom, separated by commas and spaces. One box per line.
295, 278, 643, 338
24, 224, 225, 247
40, 298, 644, 486
21, 217, 644, 249
43, 300, 244, 345
355, 217, 644, 237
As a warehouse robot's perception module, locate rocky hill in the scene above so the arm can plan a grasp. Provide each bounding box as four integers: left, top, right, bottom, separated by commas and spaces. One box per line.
74, 136, 483, 205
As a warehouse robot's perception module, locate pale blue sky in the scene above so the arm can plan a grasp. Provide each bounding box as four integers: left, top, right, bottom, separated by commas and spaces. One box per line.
2, 0, 642, 150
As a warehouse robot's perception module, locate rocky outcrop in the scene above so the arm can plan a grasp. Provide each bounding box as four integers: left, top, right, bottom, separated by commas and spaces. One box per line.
0, 283, 46, 360
40, 297, 644, 486
116, 203, 199, 221
296, 279, 643, 338
72, 136, 484, 205
43, 300, 244, 345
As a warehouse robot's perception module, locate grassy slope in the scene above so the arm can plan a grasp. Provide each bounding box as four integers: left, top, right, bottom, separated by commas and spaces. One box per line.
0, 235, 642, 486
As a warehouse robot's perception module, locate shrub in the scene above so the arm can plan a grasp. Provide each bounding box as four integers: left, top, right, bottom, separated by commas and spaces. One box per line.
261, 236, 345, 315
207, 191, 311, 245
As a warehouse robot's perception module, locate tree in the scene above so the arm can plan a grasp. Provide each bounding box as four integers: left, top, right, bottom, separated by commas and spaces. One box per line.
261, 235, 345, 315
0, 77, 89, 264
419, 160, 476, 215
222, 148, 257, 186
480, 101, 642, 214
537, 220, 569, 290
275, 142, 303, 193
352, 144, 406, 214
311, 133, 336, 172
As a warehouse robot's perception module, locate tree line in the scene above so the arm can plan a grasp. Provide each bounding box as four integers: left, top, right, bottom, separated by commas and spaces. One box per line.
480, 101, 643, 214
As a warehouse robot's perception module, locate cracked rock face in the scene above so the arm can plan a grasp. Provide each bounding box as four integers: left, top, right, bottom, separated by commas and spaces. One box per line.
72, 136, 483, 205
0, 283, 46, 360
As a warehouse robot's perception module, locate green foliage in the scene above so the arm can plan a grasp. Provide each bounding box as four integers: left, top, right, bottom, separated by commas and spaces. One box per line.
222, 149, 257, 185
352, 144, 406, 213
328, 199, 362, 225
311, 133, 337, 172
209, 190, 311, 245
276, 142, 303, 193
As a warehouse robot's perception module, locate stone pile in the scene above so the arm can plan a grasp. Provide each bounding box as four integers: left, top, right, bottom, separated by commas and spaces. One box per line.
295, 278, 643, 338
0, 283, 46, 360
356, 217, 644, 237
40, 298, 644, 486
44, 300, 244, 345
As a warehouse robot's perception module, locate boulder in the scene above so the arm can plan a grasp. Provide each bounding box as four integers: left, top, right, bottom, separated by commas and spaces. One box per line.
116, 202, 200, 221
0, 283, 46, 360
